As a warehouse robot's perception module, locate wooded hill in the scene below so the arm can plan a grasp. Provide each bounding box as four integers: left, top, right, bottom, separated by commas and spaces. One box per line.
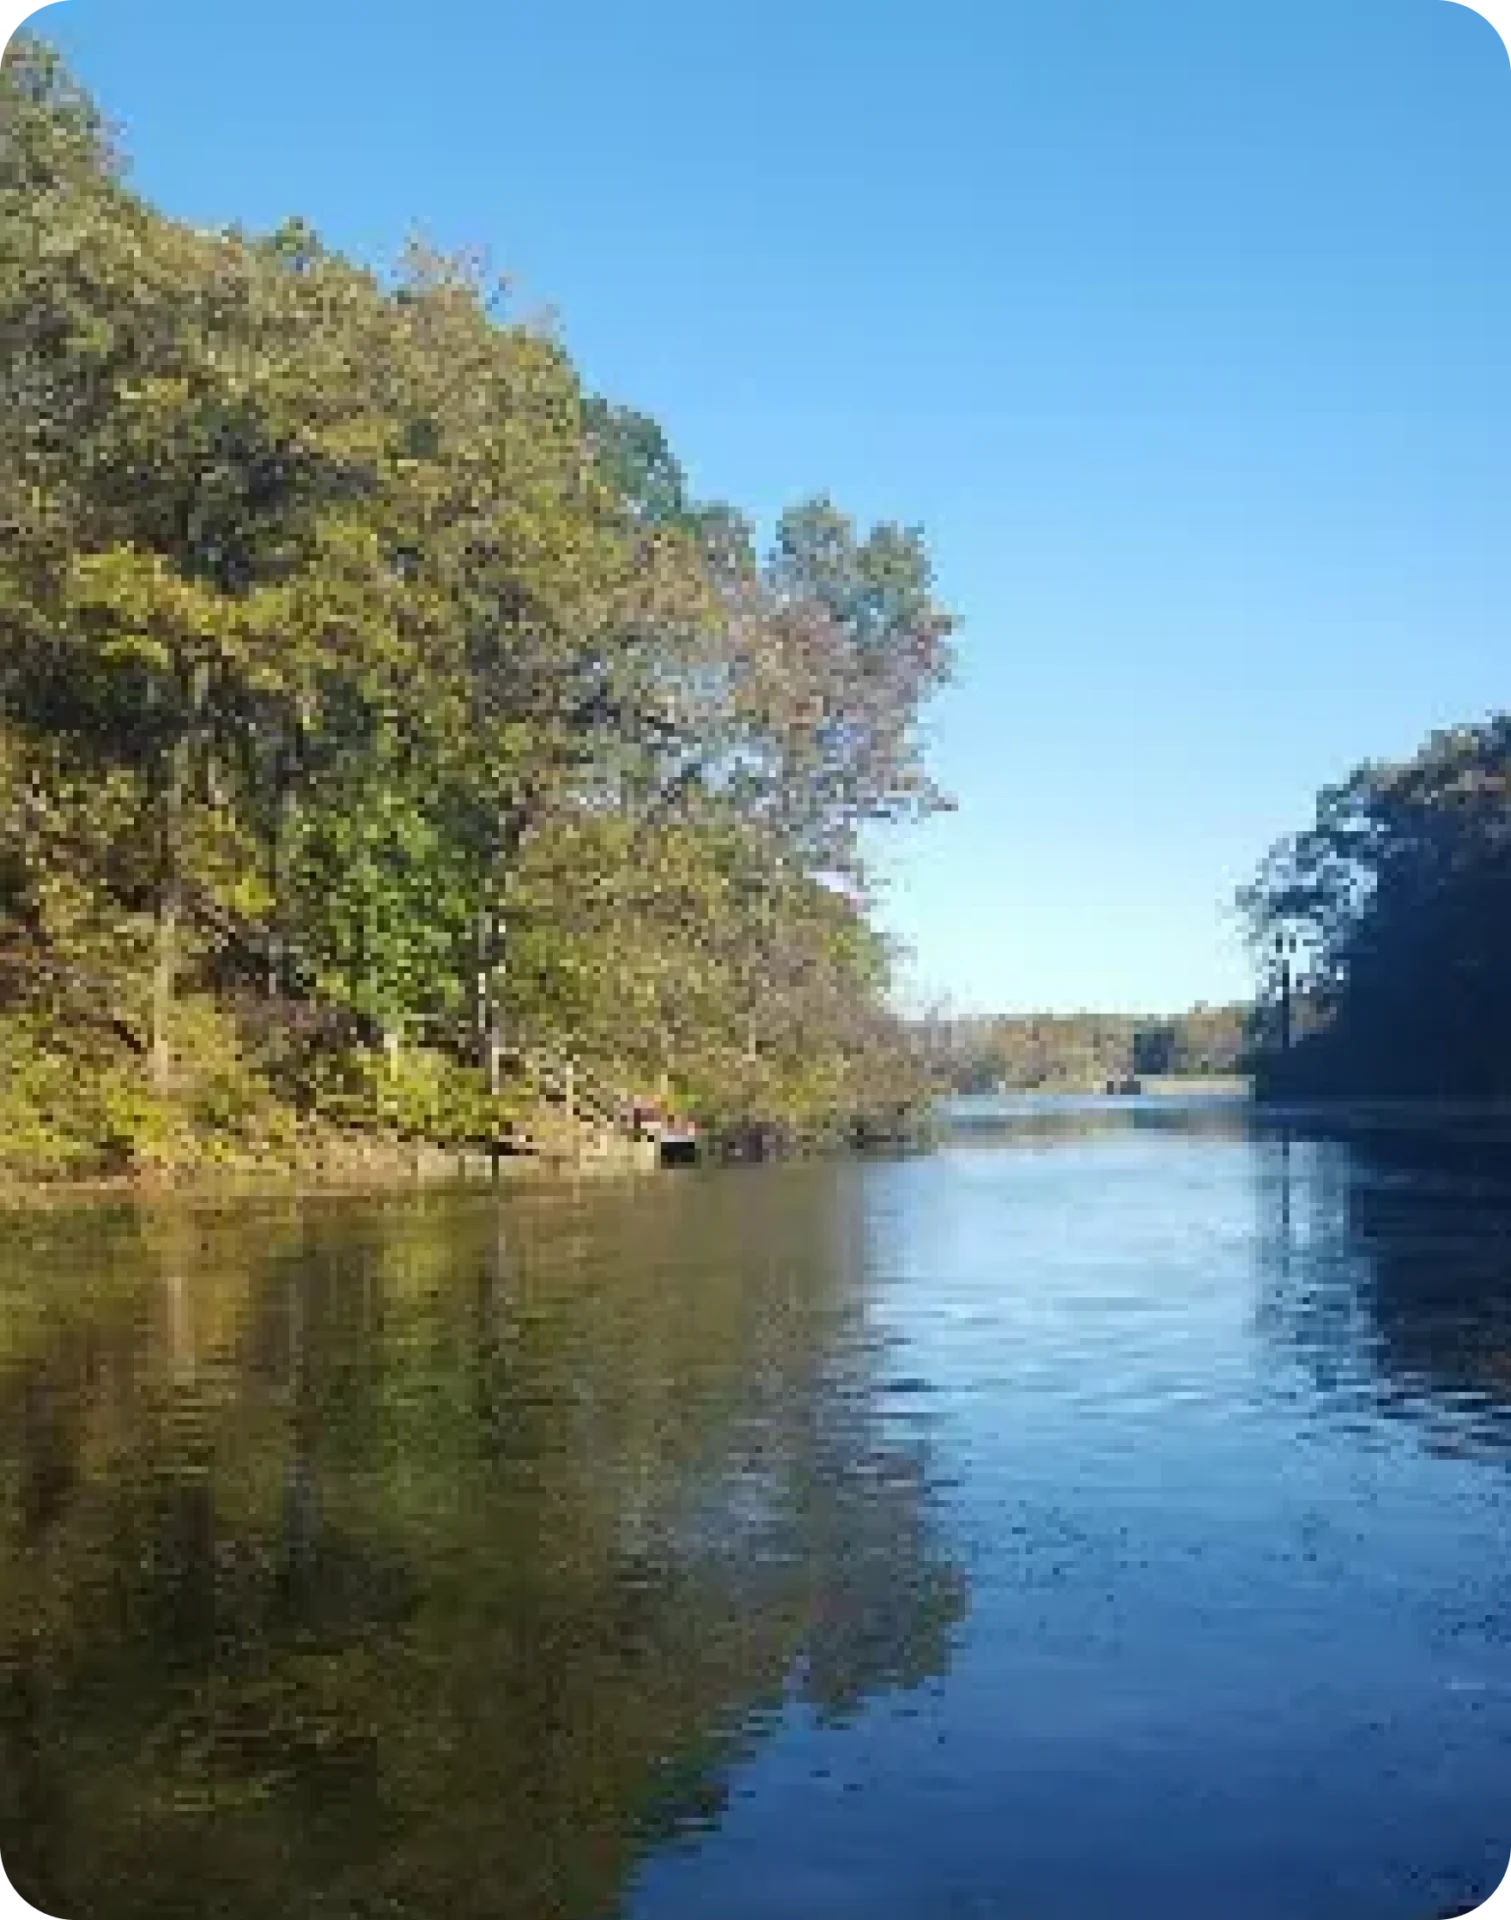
0, 38, 954, 1179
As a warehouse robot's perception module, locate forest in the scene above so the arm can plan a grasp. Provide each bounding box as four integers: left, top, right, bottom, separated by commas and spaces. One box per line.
1242, 715, 1511, 1099
917, 1003, 1250, 1094
0, 37, 954, 1180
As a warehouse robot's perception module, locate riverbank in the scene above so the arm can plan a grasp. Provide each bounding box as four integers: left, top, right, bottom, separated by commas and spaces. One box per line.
0, 980, 939, 1202
986, 1072, 1252, 1098
0, 1127, 664, 1211
1133, 1073, 1252, 1097
0, 1126, 936, 1211
0, 1063, 936, 1211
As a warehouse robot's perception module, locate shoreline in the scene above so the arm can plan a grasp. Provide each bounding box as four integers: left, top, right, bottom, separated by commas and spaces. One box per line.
0, 1113, 937, 1211
0, 1134, 661, 1212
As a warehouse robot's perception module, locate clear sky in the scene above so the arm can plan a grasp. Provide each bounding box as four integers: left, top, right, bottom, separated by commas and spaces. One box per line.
27, 0, 1511, 1014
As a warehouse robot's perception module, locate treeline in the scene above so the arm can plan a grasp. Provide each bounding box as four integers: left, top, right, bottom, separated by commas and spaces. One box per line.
0, 38, 953, 1177
916, 1003, 1249, 1094
1243, 716, 1511, 1100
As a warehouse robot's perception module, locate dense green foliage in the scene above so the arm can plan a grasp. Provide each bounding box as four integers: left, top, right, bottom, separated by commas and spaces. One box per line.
1243, 717, 1511, 1099
917, 1004, 1249, 1094
0, 38, 953, 1176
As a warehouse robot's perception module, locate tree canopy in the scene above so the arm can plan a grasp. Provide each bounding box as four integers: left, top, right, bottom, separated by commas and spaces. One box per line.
1241, 716, 1511, 1098
0, 34, 954, 1175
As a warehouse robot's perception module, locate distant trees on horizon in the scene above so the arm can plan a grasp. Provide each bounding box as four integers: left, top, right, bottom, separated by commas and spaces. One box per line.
915, 1003, 1250, 1094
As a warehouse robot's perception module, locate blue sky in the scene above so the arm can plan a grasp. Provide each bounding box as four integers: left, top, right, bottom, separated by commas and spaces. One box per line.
25, 0, 1511, 1014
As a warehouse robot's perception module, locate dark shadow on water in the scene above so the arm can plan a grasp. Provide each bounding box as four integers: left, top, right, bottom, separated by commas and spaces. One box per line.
1252, 1111, 1511, 1453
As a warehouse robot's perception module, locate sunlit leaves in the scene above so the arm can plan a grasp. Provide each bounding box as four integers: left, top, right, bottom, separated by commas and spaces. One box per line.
0, 31, 953, 1155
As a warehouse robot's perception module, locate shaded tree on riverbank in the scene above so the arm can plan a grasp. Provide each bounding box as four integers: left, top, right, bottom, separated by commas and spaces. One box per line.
1241, 717, 1511, 1099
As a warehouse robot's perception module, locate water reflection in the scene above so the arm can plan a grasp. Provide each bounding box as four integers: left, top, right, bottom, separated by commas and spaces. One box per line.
0, 1173, 965, 1920
5, 1115, 1510, 1920
1254, 1116, 1511, 1452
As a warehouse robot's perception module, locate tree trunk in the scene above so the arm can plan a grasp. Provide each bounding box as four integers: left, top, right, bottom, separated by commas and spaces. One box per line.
149, 839, 180, 1096
471, 903, 510, 1096
266, 758, 290, 998
266, 707, 307, 998
487, 913, 506, 1096
149, 661, 208, 1096
482, 798, 531, 1098
476, 903, 494, 1075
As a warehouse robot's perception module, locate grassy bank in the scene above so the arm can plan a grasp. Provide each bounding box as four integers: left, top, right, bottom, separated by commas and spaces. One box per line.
0, 988, 933, 1195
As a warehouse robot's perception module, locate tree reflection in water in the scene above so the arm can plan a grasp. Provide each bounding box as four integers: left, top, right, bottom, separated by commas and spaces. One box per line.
0, 1173, 966, 1920
1253, 1115, 1511, 1455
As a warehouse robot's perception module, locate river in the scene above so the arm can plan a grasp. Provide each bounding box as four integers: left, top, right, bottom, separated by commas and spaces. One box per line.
1, 1096, 1508, 1919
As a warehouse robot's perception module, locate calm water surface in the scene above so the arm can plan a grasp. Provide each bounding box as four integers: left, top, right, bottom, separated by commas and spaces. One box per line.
2, 1099, 1509, 1918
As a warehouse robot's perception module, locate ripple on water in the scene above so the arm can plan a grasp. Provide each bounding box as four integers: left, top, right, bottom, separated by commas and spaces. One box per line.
2, 1113, 1511, 1919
